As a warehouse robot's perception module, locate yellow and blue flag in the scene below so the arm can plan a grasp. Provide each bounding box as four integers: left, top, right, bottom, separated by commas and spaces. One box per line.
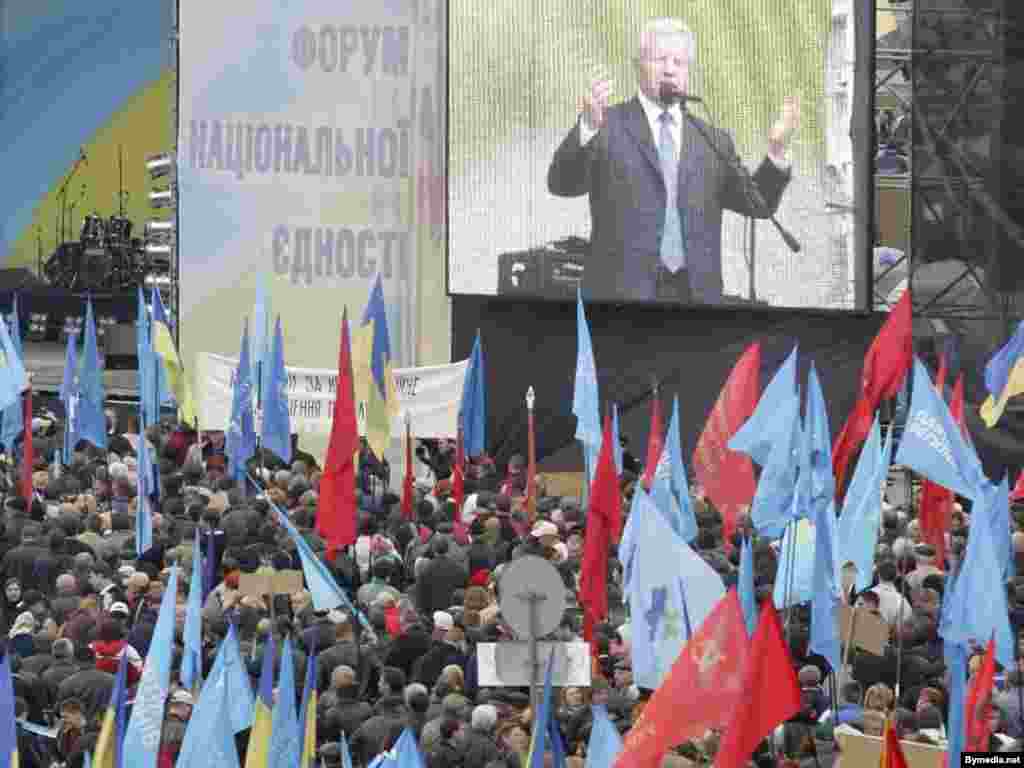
269, 638, 299, 768
981, 320, 1024, 427
151, 292, 196, 426
136, 287, 158, 427
298, 640, 317, 768
123, 566, 178, 768
356, 275, 397, 461
92, 652, 128, 768
0, 651, 18, 768
150, 287, 176, 410
244, 634, 276, 768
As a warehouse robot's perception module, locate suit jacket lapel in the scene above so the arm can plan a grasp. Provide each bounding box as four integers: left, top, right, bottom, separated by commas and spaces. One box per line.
623, 97, 662, 179
678, 116, 705, 193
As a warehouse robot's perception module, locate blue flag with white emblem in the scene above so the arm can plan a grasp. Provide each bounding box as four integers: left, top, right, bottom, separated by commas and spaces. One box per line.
260, 316, 292, 464
895, 357, 985, 499
226, 320, 256, 484
79, 299, 107, 449
627, 488, 725, 690
650, 395, 698, 543
573, 289, 601, 485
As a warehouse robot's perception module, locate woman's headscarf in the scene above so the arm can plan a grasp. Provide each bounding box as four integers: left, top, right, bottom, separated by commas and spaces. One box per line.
8, 611, 35, 638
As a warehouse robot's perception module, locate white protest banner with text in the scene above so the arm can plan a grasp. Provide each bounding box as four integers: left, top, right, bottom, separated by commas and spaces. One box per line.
197, 353, 467, 438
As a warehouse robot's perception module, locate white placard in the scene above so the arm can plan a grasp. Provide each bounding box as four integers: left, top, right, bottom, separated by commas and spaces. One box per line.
196, 352, 468, 438
477, 642, 592, 687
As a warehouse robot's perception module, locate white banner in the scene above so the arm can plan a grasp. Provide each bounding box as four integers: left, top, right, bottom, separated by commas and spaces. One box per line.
196, 353, 468, 438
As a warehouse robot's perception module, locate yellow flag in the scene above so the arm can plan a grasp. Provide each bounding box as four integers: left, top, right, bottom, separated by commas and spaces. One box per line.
151, 321, 197, 426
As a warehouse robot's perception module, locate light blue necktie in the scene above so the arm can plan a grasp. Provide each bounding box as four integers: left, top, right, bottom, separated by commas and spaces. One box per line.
657, 111, 686, 273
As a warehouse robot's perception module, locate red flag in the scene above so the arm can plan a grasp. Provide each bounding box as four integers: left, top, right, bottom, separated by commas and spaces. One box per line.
880, 715, 910, 768
693, 343, 761, 551
20, 387, 32, 504
965, 638, 997, 753
451, 429, 468, 543
614, 591, 749, 768
833, 291, 913, 497
1012, 471, 1024, 502
715, 601, 802, 768
919, 360, 952, 570
400, 418, 414, 521
317, 311, 359, 559
580, 415, 622, 647
641, 392, 663, 491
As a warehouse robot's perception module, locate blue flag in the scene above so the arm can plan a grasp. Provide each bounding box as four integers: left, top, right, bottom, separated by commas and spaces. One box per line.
895, 357, 984, 499
150, 286, 175, 408
269, 637, 301, 768
460, 330, 487, 457
79, 299, 107, 449
617, 489, 644, 589
573, 289, 601, 484
252, 273, 270, 389
175, 635, 241, 768
941, 479, 1014, 669
801, 364, 835, 520
837, 419, 893, 592
135, 413, 156, 557
264, 488, 370, 631
0, 305, 26, 416
60, 330, 82, 458
584, 706, 622, 768
809, 500, 841, 673
989, 474, 1014, 581
738, 536, 757, 637
260, 316, 292, 464
123, 566, 178, 768
340, 734, 353, 768
627, 489, 725, 689
209, 624, 254, 735
729, 346, 798, 466
945, 643, 967, 768
0, 297, 23, 454
611, 403, 622, 474
731, 347, 801, 539
226, 320, 256, 484
650, 395, 698, 543
0, 653, 17, 768
181, 529, 203, 690
773, 518, 816, 609
527, 653, 557, 768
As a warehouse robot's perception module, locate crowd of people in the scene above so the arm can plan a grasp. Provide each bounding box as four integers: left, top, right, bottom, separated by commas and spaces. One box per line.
0, 411, 1021, 768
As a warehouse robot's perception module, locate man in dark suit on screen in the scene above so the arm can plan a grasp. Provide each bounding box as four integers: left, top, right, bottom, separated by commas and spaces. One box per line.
547, 18, 800, 305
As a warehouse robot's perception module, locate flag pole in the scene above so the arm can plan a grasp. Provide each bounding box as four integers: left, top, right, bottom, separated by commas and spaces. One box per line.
526, 386, 537, 525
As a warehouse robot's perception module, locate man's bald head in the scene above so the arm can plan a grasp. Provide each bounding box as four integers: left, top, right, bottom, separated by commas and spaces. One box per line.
332, 665, 357, 689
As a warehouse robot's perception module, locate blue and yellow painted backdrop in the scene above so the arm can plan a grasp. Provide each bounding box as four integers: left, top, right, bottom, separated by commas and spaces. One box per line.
0, 0, 173, 269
